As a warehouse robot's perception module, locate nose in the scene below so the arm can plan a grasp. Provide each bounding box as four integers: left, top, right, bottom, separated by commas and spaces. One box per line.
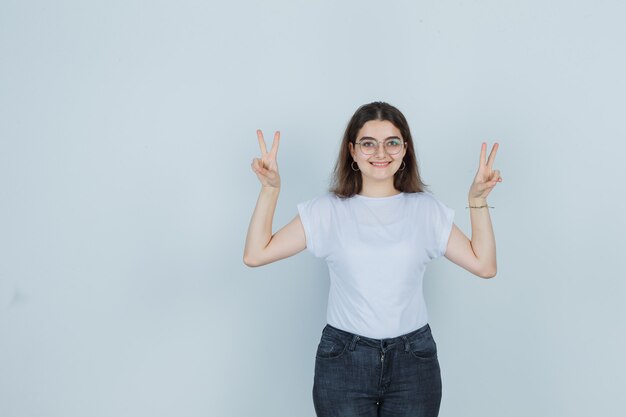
375, 142, 388, 158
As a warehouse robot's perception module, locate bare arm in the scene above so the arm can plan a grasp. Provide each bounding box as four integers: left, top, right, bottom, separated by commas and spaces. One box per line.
444, 201, 496, 279
243, 130, 307, 267
467, 196, 497, 277
243, 187, 306, 267
243, 186, 280, 266
444, 142, 502, 278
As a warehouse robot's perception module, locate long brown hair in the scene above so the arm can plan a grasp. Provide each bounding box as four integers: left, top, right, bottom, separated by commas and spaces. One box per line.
329, 101, 430, 199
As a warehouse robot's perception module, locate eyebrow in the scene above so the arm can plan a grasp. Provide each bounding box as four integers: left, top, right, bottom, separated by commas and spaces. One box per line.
358, 136, 402, 141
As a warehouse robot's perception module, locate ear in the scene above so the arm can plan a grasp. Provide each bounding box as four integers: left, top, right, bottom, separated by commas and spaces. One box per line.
348, 142, 355, 159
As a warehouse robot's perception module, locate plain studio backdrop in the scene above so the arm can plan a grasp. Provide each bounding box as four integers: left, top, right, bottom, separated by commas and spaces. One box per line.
1, 0, 625, 416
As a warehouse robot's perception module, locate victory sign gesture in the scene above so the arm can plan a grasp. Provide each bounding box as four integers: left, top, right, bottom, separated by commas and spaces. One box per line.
251, 129, 281, 189
469, 142, 503, 202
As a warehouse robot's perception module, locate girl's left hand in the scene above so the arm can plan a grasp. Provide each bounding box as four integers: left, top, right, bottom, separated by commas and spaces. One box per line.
469, 142, 502, 201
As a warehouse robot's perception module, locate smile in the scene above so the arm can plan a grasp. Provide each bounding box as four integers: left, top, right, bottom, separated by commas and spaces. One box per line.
370, 162, 390, 167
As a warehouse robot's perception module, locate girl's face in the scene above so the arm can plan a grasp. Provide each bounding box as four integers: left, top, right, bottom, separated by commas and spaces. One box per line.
349, 119, 407, 183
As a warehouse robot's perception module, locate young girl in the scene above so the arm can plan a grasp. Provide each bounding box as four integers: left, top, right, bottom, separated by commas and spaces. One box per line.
244, 101, 502, 417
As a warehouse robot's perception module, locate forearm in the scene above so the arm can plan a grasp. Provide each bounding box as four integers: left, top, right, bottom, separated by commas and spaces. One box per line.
468, 197, 497, 277
243, 186, 280, 263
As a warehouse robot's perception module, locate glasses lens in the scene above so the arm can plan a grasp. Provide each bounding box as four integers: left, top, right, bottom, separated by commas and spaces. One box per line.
358, 139, 403, 155
359, 139, 377, 154
385, 139, 403, 155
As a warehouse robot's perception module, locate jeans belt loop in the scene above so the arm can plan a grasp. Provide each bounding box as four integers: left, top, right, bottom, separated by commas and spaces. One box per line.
402, 335, 410, 352
349, 335, 360, 351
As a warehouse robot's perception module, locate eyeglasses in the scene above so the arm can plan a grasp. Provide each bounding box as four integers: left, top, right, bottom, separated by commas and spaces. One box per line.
354, 138, 406, 155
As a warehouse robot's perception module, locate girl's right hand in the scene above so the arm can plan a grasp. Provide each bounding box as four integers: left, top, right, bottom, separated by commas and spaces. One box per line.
251, 129, 281, 189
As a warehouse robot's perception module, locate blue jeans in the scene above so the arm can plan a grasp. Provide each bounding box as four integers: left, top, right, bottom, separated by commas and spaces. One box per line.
312, 323, 442, 417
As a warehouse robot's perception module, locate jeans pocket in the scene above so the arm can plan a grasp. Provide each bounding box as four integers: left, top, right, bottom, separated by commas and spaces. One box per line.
408, 332, 438, 360
316, 334, 349, 360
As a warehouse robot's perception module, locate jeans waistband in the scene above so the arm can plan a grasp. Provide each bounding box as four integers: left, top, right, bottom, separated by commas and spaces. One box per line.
323, 323, 432, 352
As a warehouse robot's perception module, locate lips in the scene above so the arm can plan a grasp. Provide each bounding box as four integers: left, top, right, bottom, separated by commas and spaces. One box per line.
370, 161, 390, 167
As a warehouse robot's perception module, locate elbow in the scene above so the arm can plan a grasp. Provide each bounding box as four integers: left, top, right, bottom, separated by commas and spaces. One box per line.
243, 254, 270, 268
243, 254, 259, 268
481, 266, 497, 279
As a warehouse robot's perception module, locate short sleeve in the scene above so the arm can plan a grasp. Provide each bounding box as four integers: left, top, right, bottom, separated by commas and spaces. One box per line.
425, 193, 455, 260
296, 193, 334, 258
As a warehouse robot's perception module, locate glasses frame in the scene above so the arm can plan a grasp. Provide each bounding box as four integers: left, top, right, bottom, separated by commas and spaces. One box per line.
354, 138, 407, 156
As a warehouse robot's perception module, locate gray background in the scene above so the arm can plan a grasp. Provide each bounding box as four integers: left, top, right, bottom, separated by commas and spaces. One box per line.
1, 0, 625, 416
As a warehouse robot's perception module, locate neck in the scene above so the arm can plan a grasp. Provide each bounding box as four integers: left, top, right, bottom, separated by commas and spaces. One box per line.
359, 182, 401, 198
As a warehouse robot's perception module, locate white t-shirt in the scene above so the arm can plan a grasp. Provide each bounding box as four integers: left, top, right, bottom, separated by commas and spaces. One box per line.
297, 191, 455, 339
